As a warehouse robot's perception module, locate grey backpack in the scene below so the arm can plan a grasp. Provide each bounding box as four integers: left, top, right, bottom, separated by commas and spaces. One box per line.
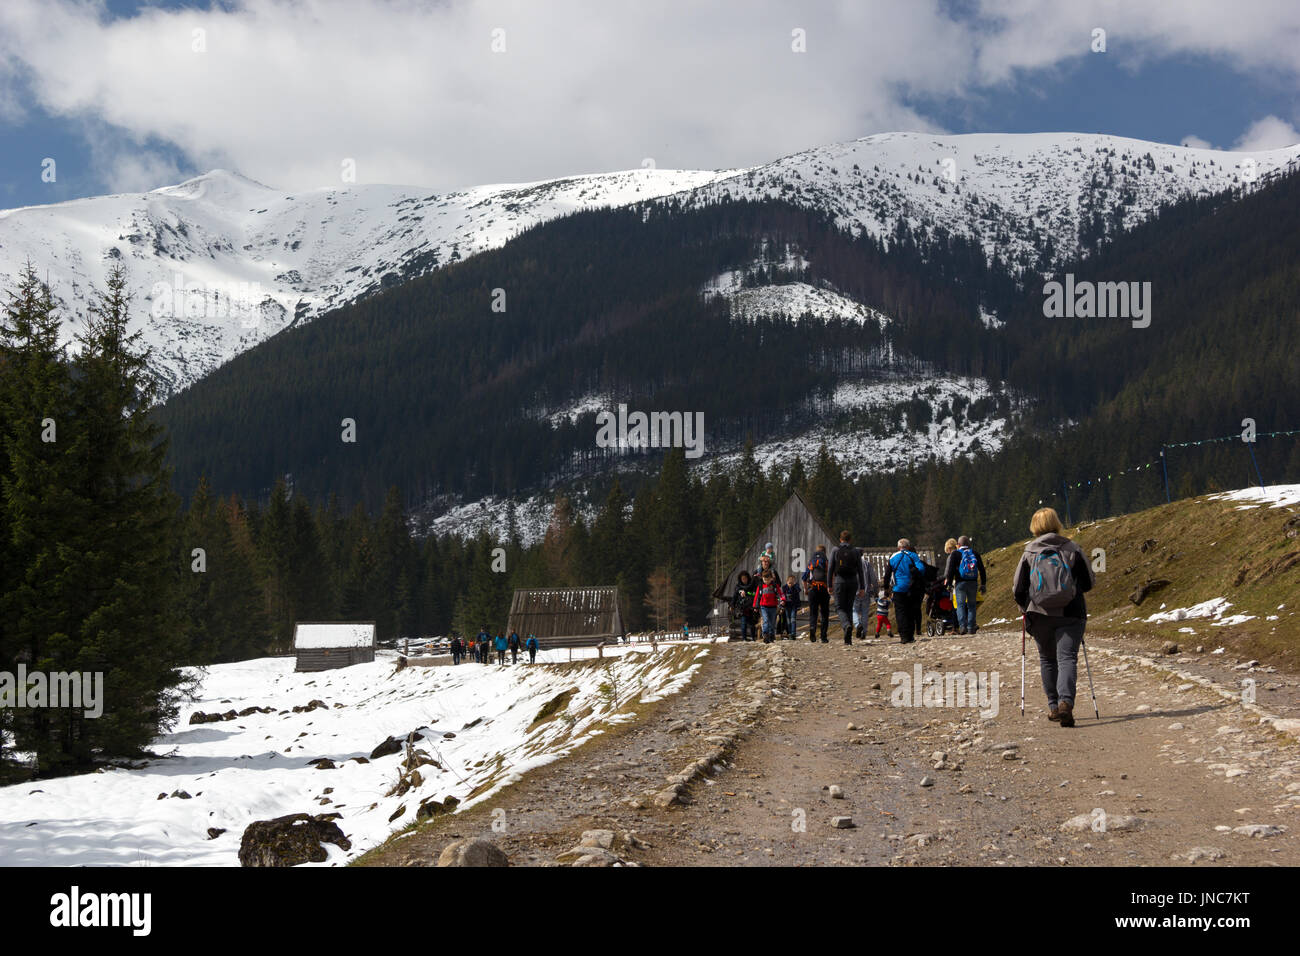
1024, 539, 1078, 615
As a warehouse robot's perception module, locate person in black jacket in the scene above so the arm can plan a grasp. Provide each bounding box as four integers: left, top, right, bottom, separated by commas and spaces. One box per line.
450, 634, 463, 665
944, 535, 987, 635
508, 629, 521, 664
1012, 508, 1095, 728
801, 545, 832, 643
732, 571, 758, 641
829, 530, 866, 644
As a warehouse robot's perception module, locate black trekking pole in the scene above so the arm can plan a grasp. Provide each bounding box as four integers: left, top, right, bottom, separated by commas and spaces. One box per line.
1080, 637, 1100, 719
1019, 614, 1026, 717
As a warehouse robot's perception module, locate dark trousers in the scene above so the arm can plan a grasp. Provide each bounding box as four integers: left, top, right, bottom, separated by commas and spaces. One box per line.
496, 649, 506, 664
511, 647, 518, 663
894, 589, 923, 642
528, 648, 537, 663
833, 579, 858, 642
452, 651, 461, 665
807, 586, 830, 641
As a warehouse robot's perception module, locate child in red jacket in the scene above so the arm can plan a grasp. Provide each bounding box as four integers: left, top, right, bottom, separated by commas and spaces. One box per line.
753, 569, 783, 644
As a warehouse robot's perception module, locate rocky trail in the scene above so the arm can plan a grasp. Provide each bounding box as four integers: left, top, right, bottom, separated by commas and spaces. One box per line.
358, 628, 1300, 867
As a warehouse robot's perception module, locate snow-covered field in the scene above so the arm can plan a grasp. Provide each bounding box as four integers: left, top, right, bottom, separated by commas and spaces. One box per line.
0, 643, 710, 866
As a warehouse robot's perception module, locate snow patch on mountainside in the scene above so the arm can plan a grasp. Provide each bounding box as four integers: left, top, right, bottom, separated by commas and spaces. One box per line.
711, 373, 1019, 478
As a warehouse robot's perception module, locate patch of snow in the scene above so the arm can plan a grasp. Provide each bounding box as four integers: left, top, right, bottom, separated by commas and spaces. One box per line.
1209, 484, 1300, 510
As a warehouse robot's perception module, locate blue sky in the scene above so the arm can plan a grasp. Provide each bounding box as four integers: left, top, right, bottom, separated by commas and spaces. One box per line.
1, 0, 1297, 209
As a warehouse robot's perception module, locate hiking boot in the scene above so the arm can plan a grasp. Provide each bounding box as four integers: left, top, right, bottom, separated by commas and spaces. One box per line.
1048, 704, 1061, 722
1057, 700, 1075, 728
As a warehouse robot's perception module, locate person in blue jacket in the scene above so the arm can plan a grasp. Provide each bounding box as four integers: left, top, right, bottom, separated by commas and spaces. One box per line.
526, 634, 539, 663
494, 631, 508, 665
476, 625, 491, 663
883, 539, 927, 644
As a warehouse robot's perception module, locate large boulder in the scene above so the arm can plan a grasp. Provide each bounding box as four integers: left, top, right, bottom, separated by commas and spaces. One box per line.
238, 813, 352, 867
436, 837, 509, 867
369, 736, 403, 759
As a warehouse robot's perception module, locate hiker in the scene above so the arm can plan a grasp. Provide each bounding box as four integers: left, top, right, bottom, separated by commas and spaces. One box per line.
753, 569, 783, 643
732, 570, 758, 641
782, 573, 802, 640
526, 634, 539, 663
508, 629, 521, 664
494, 630, 508, 665
883, 539, 926, 644
944, 534, 987, 635
450, 635, 463, 665
476, 625, 491, 663
873, 587, 893, 638
851, 551, 881, 640
754, 552, 781, 589
1013, 507, 1095, 727
829, 530, 866, 644
801, 544, 831, 642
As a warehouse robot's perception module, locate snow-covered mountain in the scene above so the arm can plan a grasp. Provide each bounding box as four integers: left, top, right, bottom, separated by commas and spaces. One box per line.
3, 131, 1296, 398
0, 167, 734, 395
675, 131, 1300, 270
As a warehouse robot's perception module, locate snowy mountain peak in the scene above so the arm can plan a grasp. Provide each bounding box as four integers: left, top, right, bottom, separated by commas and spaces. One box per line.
2, 131, 1296, 397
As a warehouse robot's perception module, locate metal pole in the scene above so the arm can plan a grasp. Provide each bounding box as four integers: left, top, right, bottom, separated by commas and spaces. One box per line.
1062, 482, 1072, 526
1160, 446, 1171, 503
1247, 442, 1266, 491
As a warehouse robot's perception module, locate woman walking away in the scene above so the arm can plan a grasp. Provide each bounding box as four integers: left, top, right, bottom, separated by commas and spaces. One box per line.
526, 634, 539, 663
1012, 508, 1095, 727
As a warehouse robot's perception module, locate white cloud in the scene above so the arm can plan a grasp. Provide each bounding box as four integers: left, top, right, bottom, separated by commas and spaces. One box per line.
0, 0, 1298, 194
1232, 115, 1300, 150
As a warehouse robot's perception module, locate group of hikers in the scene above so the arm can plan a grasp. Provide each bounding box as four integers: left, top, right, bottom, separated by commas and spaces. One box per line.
730, 530, 989, 646
449, 627, 540, 666
729, 507, 1095, 727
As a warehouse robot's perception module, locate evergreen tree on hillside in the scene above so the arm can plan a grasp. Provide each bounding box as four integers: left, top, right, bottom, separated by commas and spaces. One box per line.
0, 265, 75, 768
57, 266, 189, 767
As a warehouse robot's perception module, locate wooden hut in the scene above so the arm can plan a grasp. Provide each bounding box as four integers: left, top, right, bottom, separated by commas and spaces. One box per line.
710, 491, 838, 626
506, 587, 624, 649
293, 621, 377, 672
709, 492, 936, 638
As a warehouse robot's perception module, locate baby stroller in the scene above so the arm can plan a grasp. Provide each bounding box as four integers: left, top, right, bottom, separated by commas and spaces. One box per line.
924, 580, 959, 636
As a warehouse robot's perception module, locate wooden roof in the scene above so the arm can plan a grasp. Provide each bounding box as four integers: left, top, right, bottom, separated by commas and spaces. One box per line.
712, 491, 839, 600
507, 587, 625, 641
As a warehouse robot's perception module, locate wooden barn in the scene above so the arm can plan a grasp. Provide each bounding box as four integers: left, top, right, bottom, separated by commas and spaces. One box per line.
293, 621, 377, 672
711, 491, 839, 610
507, 587, 625, 649
710, 492, 937, 637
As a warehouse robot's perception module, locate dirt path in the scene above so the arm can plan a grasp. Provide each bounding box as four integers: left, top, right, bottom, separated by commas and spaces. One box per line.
359, 629, 1300, 867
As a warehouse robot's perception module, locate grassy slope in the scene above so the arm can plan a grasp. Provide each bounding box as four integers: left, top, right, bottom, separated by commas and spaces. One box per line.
978, 489, 1300, 669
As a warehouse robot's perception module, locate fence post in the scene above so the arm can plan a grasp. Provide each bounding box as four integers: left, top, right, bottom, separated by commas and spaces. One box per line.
1160, 446, 1171, 503
1062, 482, 1072, 526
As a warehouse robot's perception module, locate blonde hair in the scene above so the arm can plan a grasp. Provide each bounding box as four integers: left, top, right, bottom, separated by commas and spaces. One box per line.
1030, 507, 1064, 536
944, 537, 958, 553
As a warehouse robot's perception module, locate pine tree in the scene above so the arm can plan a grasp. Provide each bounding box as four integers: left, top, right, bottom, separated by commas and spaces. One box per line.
0, 264, 74, 768
54, 265, 190, 767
